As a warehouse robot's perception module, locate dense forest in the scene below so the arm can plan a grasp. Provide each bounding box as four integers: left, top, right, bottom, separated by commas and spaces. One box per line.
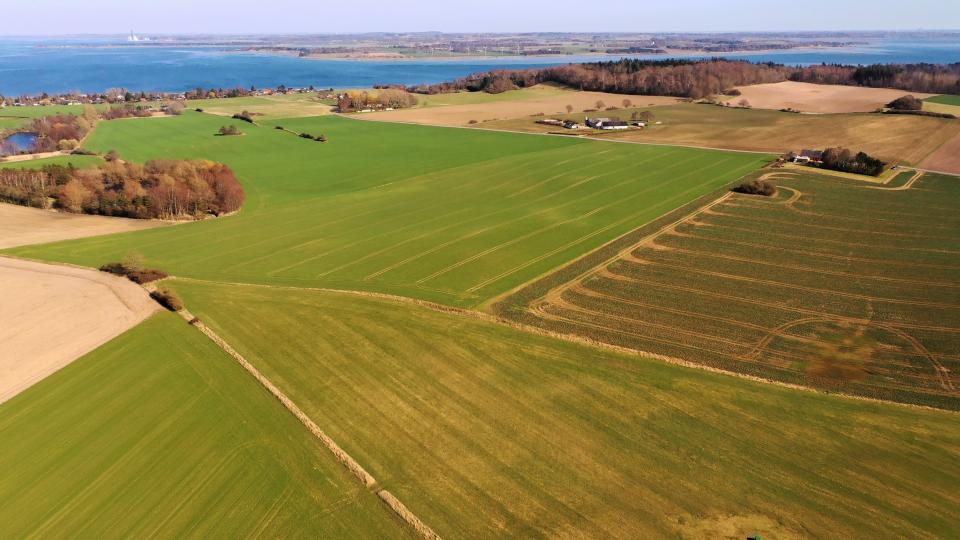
0, 160, 245, 219
407, 59, 960, 98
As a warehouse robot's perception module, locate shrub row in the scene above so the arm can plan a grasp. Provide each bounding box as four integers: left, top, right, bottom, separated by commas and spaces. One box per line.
298, 132, 327, 142
99, 262, 168, 284
732, 179, 776, 196
150, 288, 183, 311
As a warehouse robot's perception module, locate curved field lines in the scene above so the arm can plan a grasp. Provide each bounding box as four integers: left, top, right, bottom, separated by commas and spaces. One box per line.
501, 170, 960, 409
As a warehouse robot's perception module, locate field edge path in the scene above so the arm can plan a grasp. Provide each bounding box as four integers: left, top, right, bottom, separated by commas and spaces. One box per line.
175, 307, 443, 540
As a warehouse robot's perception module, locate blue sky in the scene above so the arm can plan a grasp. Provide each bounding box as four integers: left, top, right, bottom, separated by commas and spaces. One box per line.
3, 0, 958, 35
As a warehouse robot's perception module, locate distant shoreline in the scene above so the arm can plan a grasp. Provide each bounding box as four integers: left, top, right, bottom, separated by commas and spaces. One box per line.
237, 44, 858, 63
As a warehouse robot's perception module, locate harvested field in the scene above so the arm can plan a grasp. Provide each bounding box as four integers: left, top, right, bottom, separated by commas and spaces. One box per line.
0, 312, 413, 537
360, 90, 678, 126
6, 112, 769, 307
0, 202, 165, 249
0, 256, 157, 404
920, 130, 960, 175
730, 81, 933, 113
497, 169, 960, 409
168, 280, 960, 539
483, 103, 960, 165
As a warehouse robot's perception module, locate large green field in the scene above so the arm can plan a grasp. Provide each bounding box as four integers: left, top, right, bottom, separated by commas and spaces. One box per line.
0, 313, 410, 538
498, 169, 960, 409
6, 100, 956, 538
5, 112, 770, 307
165, 279, 960, 539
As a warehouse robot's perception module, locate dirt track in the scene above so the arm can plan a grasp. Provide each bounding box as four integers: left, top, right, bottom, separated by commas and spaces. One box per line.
0, 257, 159, 404
0, 203, 165, 249
733, 81, 933, 113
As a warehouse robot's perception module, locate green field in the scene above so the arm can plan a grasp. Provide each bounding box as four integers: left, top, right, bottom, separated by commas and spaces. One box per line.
0, 312, 410, 538
926, 94, 960, 106
0, 155, 103, 170
186, 93, 333, 120
6, 97, 958, 538
5, 112, 770, 307
0, 104, 87, 130
165, 279, 960, 539
497, 169, 960, 409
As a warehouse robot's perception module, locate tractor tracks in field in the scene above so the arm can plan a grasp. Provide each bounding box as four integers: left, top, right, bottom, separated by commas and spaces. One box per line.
170, 276, 958, 417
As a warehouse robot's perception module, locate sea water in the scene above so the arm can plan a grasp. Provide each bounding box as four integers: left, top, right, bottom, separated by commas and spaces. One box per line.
0, 36, 957, 96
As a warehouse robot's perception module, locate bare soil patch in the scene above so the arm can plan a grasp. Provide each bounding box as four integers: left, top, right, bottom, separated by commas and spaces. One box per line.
733, 81, 934, 113
360, 91, 678, 126
0, 257, 158, 404
0, 203, 165, 249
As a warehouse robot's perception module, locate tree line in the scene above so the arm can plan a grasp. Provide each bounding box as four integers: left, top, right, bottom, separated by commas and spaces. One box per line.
0, 160, 245, 219
406, 59, 960, 99
336, 88, 418, 111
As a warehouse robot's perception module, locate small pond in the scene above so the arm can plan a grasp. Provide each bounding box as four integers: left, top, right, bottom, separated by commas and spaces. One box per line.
1, 132, 39, 153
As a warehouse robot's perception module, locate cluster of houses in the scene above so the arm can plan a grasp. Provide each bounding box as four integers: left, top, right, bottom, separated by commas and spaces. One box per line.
536, 116, 647, 131
1, 85, 333, 110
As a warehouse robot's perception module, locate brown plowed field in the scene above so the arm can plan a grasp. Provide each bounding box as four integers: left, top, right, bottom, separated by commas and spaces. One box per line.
731, 81, 934, 113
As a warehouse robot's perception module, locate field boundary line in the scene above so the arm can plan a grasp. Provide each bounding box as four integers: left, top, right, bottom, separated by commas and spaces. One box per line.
175, 309, 378, 487
378, 491, 442, 540
172, 308, 444, 540
169, 276, 958, 414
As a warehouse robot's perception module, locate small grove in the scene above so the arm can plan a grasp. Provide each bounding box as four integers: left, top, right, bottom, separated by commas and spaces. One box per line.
819, 147, 886, 176
0, 160, 244, 219
336, 88, 418, 112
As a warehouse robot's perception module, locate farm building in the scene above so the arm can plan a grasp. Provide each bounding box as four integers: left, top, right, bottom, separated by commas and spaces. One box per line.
563, 120, 582, 129
585, 117, 630, 130
792, 149, 824, 164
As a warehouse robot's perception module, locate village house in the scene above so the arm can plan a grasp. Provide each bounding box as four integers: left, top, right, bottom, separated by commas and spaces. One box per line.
586, 117, 630, 130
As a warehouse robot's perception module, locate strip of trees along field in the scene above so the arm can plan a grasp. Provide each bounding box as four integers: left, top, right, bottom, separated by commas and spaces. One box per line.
408, 59, 960, 99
